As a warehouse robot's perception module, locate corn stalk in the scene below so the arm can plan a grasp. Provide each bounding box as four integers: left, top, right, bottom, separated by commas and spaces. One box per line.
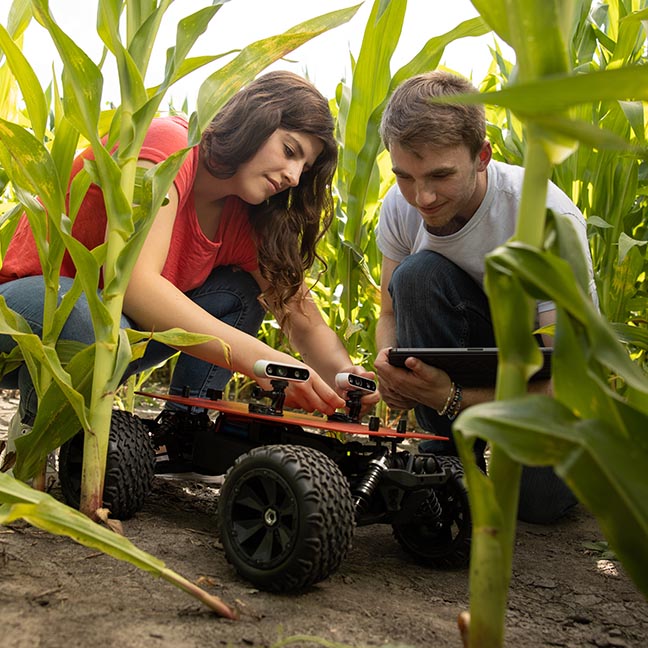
314, 0, 490, 360
0, 0, 360, 611
445, 1, 648, 646
0, 0, 360, 517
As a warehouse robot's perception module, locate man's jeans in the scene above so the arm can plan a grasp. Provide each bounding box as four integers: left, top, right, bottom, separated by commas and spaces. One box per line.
389, 250, 577, 524
0, 266, 265, 419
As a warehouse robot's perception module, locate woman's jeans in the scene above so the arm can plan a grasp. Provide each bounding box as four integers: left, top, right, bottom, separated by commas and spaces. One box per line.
389, 250, 577, 524
0, 266, 265, 420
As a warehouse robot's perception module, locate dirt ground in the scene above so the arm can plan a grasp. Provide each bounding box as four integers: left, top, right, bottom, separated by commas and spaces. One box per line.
1, 389, 647, 648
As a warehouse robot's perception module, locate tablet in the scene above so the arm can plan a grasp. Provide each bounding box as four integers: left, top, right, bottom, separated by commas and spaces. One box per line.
387, 347, 552, 386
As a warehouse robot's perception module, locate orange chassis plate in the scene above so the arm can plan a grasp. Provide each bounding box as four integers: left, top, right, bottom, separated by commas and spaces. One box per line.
137, 391, 448, 442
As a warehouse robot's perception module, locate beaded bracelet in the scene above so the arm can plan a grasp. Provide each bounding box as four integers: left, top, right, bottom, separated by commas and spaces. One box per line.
436, 381, 456, 417
446, 383, 463, 421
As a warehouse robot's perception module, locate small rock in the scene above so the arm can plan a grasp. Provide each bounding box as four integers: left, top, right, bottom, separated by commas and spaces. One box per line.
573, 594, 601, 606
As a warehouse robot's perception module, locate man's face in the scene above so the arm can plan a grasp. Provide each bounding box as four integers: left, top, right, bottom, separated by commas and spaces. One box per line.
389, 141, 490, 235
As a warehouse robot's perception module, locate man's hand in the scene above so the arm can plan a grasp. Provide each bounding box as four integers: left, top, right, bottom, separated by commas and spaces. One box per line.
374, 347, 454, 411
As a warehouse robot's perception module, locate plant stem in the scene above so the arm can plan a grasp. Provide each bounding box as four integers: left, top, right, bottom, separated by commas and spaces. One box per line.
467, 129, 554, 647
513, 127, 552, 247
159, 567, 239, 620
79, 355, 114, 518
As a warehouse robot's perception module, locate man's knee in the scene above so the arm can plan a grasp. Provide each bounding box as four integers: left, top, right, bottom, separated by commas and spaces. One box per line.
390, 251, 452, 294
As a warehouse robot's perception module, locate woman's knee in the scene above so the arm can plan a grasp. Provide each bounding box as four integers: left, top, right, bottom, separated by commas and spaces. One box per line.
0, 276, 49, 336
0, 276, 95, 345
189, 267, 265, 334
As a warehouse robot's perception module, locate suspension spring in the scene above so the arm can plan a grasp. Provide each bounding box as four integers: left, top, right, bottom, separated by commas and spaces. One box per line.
353, 449, 390, 514
424, 490, 443, 522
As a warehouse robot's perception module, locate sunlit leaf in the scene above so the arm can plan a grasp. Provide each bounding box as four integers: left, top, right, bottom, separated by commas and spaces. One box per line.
31, 0, 103, 142
0, 24, 48, 139
195, 4, 362, 134
443, 65, 648, 114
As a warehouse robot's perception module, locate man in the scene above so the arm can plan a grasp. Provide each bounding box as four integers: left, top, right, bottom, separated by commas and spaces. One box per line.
373, 70, 597, 524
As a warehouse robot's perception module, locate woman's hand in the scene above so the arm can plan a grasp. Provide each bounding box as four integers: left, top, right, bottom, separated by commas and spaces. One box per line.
253, 353, 346, 415
334, 365, 381, 415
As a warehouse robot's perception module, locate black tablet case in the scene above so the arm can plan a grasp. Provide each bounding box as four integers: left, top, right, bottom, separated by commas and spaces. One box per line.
387, 347, 552, 386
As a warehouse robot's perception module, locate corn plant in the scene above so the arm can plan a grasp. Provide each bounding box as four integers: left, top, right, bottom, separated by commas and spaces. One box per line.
482, 3, 648, 372
438, 1, 648, 646
0, 0, 360, 610
0, 0, 359, 515
309, 0, 491, 362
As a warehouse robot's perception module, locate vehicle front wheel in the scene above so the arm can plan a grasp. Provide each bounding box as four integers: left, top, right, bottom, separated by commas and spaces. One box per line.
218, 444, 355, 592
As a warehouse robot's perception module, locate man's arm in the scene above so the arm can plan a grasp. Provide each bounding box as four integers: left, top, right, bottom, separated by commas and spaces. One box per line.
375, 348, 551, 417
374, 268, 553, 414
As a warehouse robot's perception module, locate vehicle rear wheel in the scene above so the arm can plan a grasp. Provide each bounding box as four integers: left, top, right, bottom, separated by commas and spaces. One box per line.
58, 410, 155, 519
392, 455, 472, 568
218, 444, 355, 592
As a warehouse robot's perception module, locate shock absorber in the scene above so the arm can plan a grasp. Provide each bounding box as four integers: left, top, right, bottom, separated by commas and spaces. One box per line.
390, 451, 444, 523
422, 489, 443, 523
353, 448, 390, 515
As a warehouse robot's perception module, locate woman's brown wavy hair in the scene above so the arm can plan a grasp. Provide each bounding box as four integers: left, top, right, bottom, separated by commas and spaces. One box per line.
200, 71, 337, 322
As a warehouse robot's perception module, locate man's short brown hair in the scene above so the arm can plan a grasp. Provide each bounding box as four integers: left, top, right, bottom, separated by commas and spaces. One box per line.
380, 70, 486, 157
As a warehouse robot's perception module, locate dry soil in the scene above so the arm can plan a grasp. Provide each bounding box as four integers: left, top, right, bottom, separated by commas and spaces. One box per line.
0, 389, 646, 648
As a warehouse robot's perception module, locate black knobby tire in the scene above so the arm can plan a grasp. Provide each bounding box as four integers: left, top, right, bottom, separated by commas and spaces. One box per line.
59, 410, 155, 520
392, 455, 472, 568
218, 444, 355, 592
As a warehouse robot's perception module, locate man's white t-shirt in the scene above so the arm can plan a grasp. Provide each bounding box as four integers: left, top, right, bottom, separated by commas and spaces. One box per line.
377, 159, 597, 313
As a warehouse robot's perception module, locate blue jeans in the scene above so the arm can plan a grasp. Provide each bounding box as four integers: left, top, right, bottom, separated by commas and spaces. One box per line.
389, 251, 577, 524
0, 266, 265, 418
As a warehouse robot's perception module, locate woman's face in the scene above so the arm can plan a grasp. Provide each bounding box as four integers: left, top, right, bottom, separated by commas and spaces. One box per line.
232, 128, 324, 204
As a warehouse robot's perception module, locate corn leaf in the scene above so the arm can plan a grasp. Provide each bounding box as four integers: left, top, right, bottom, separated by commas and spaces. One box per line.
445, 65, 648, 114
0, 24, 47, 139
195, 4, 362, 134
125, 0, 174, 74
455, 395, 648, 599
491, 243, 648, 405
3, 0, 32, 40
31, 0, 103, 144
0, 119, 65, 218
0, 472, 237, 618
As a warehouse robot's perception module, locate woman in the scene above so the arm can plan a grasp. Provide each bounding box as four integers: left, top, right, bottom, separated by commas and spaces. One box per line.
0, 71, 376, 449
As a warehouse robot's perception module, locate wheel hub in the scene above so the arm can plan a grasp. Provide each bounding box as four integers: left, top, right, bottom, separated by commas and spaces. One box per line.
264, 507, 278, 526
